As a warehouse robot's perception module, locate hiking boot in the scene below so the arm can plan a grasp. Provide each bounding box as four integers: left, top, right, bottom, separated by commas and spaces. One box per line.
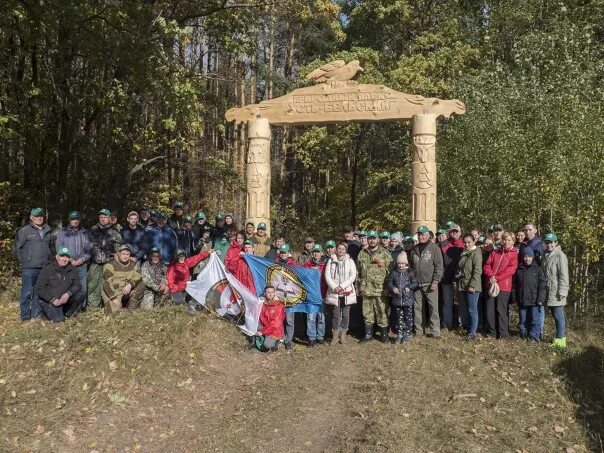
184, 305, 197, 315
285, 342, 293, 351
359, 325, 374, 344
380, 327, 389, 343
339, 330, 347, 345
394, 335, 403, 345
308, 340, 316, 348
551, 337, 567, 348
316, 339, 325, 345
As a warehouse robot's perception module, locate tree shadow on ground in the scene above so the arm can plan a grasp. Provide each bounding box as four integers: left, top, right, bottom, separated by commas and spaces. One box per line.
556, 346, 604, 452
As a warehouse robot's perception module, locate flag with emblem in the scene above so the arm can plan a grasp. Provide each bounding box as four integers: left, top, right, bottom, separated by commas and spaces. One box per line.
186, 253, 262, 336
243, 255, 323, 313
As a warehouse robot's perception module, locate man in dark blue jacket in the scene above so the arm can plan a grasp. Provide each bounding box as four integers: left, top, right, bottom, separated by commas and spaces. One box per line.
121, 211, 148, 266
145, 212, 178, 264
14, 207, 52, 320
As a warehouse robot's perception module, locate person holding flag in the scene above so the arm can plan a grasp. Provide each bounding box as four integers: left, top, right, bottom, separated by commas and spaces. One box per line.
303, 244, 327, 346
254, 285, 285, 352
225, 238, 256, 294
167, 248, 213, 313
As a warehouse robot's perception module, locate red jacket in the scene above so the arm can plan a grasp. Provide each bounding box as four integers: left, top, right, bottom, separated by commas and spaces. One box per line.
167, 251, 210, 293
225, 244, 256, 294
259, 298, 285, 339
483, 246, 519, 293
304, 259, 327, 298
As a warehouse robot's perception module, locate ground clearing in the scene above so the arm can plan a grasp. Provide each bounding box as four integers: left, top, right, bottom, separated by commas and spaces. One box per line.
1, 291, 602, 452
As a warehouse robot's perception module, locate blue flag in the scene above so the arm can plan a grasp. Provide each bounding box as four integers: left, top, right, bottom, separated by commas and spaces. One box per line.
243, 255, 323, 313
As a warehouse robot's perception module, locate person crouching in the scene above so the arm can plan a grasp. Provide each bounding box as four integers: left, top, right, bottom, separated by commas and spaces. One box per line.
102, 244, 144, 314
167, 248, 212, 313
34, 247, 82, 322
255, 286, 285, 352
387, 253, 418, 344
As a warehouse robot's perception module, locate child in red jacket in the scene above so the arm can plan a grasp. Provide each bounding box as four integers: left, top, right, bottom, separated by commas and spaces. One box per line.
167, 248, 212, 312
256, 285, 285, 352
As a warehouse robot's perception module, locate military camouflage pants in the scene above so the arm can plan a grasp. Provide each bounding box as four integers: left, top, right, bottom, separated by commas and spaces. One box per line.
362, 296, 388, 328
87, 263, 104, 308
141, 290, 170, 310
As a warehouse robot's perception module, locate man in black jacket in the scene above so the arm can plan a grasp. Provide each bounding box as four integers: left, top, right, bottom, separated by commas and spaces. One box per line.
35, 247, 82, 322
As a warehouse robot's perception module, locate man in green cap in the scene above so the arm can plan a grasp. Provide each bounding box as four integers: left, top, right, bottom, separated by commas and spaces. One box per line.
297, 237, 315, 266
34, 247, 82, 322
325, 240, 336, 258
303, 244, 328, 346
379, 231, 390, 249
14, 207, 52, 320
212, 214, 227, 241
253, 222, 271, 257
102, 244, 143, 313
409, 225, 444, 337
436, 229, 448, 244
88, 208, 123, 308
168, 201, 186, 231
140, 247, 169, 309
192, 211, 213, 241
56, 210, 92, 306
357, 230, 394, 343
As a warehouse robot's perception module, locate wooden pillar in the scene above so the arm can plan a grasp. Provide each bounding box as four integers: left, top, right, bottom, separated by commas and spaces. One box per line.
411, 114, 437, 234
246, 117, 271, 236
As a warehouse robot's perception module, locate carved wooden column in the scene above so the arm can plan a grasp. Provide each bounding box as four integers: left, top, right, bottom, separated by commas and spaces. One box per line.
246, 117, 271, 236
411, 114, 437, 234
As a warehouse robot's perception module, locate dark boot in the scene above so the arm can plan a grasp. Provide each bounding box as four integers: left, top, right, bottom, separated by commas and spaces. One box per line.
380, 327, 389, 343
359, 325, 374, 343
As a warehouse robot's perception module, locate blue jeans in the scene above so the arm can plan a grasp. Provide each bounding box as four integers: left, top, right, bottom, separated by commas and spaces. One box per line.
519, 305, 542, 341
285, 312, 295, 343
549, 306, 566, 339
306, 311, 325, 341
460, 291, 480, 336
74, 265, 88, 308
20, 268, 42, 320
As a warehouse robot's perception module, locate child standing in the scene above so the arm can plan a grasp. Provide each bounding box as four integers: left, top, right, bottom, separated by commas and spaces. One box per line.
387, 253, 418, 344
514, 247, 547, 342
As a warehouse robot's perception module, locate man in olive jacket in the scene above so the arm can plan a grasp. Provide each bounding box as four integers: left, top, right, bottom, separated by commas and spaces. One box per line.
409, 225, 444, 337
357, 230, 394, 343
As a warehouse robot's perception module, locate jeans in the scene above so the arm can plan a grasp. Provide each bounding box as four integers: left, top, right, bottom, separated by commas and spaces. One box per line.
40, 296, 82, 322
285, 312, 295, 343
441, 283, 455, 328
306, 311, 325, 341
460, 290, 480, 336
549, 306, 566, 339
74, 265, 88, 308
518, 305, 543, 338
20, 268, 42, 320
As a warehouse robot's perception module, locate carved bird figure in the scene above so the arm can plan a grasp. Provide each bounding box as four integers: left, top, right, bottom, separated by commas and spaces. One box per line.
306, 60, 364, 83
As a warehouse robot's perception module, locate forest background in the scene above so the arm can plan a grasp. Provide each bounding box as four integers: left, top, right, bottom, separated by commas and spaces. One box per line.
0, 0, 602, 313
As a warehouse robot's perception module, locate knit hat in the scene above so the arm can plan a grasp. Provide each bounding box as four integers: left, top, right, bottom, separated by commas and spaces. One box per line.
390, 232, 402, 243
523, 247, 534, 257
396, 252, 409, 265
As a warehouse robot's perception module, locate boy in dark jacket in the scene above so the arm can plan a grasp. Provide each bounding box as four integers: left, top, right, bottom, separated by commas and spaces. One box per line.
514, 247, 547, 342
35, 247, 82, 322
387, 253, 418, 344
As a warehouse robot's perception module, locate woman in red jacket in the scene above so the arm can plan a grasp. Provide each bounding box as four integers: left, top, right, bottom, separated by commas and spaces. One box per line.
167, 248, 212, 309
482, 232, 518, 338
225, 238, 256, 294
255, 285, 285, 352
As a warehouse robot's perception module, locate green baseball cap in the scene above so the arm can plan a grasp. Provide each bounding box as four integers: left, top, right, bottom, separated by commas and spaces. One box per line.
183, 215, 193, 223
58, 247, 71, 257
68, 210, 80, 220
312, 244, 323, 252
278, 244, 290, 253
493, 223, 504, 231
417, 225, 430, 234
379, 231, 390, 239
446, 220, 455, 228
544, 233, 558, 242
367, 230, 378, 238
436, 229, 447, 235
215, 214, 225, 222
30, 207, 45, 217
403, 236, 414, 243
195, 211, 206, 221
174, 201, 184, 209
325, 240, 336, 248
258, 222, 267, 230
98, 208, 111, 216
148, 247, 161, 255
155, 211, 167, 220
244, 239, 255, 246
358, 230, 367, 237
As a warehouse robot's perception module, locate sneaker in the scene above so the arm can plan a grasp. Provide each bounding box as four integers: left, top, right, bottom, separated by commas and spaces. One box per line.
466, 335, 477, 341
551, 337, 567, 348
185, 305, 197, 315
394, 336, 403, 345
285, 342, 293, 351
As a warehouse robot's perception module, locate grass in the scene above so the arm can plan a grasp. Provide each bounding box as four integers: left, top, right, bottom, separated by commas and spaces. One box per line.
1, 281, 603, 452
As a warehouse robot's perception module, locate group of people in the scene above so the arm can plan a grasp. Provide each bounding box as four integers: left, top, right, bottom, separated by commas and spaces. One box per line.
13, 205, 569, 350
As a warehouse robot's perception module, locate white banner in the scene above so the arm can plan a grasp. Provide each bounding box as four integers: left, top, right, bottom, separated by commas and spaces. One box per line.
186, 253, 262, 336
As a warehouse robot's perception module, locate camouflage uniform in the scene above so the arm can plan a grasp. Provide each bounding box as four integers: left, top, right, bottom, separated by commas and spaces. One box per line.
357, 246, 393, 328
140, 259, 169, 309
102, 257, 143, 314
88, 223, 122, 308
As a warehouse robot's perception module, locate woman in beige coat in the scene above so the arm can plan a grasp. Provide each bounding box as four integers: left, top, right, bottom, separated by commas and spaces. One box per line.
325, 242, 357, 344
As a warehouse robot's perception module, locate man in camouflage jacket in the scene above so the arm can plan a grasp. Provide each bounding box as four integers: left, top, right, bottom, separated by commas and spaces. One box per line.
140, 247, 169, 309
